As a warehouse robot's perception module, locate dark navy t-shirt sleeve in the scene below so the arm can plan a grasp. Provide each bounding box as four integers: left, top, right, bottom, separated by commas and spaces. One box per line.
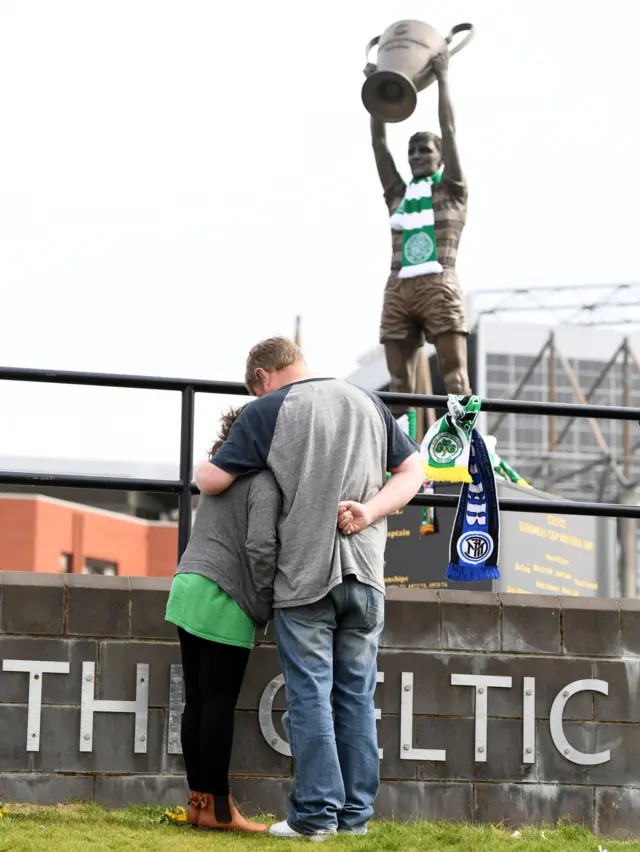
211, 389, 286, 476
367, 393, 419, 469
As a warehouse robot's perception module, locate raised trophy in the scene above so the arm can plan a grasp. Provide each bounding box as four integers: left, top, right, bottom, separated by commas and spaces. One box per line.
361, 20, 474, 123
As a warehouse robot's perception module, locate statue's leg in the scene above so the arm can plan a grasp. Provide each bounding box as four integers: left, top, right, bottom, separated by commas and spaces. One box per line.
383, 339, 421, 417
380, 274, 422, 417
433, 332, 471, 395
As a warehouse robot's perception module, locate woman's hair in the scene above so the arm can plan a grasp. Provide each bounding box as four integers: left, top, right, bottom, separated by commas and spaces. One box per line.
209, 405, 247, 457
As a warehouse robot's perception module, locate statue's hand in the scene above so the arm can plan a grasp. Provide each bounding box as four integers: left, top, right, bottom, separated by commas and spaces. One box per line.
431, 51, 449, 79
363, 62, 377, 78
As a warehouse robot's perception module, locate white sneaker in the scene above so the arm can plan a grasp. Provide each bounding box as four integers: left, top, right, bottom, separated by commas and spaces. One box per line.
269, 820, 336, 842
339, 826, 368, 835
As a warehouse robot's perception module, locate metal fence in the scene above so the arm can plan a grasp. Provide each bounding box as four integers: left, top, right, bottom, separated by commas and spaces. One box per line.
1, 365, 640, 560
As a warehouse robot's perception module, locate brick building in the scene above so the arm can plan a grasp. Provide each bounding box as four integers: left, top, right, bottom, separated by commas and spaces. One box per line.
0, 494, 178, 577
0, 457, 182, 576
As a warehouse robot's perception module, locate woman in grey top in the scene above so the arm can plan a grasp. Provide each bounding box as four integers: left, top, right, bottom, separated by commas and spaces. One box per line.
165, 405, 281, 833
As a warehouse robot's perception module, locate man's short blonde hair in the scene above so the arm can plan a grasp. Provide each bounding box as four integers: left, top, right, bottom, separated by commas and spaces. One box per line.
244, 337, 304, 394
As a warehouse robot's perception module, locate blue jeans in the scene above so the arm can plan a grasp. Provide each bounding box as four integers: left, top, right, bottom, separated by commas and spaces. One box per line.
275, 578, 384, 835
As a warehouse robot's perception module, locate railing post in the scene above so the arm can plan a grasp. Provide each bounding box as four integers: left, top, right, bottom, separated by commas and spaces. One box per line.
178, 387, 195, 559
623, 339, 631, 480
618, 487, 638, 598
548, 332, 557, 455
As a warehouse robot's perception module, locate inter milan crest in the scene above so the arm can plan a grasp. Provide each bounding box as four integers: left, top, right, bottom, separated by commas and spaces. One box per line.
457, 531, 494, 565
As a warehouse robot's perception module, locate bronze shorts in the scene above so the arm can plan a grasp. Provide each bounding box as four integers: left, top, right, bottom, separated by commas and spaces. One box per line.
379, 268, 469, 346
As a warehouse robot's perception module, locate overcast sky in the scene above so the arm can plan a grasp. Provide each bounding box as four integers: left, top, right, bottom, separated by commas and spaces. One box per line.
1, 0, 639, 473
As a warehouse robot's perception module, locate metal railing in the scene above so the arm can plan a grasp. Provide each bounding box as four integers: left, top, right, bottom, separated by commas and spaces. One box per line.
1, 365, 640, 560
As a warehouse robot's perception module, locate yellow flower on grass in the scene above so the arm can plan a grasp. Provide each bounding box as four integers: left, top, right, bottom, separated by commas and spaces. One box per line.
163, 806, 187, 824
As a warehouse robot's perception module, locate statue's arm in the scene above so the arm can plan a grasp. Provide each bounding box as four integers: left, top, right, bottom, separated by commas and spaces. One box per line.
432, 54, 463, 185
364, 63, 405, 206
370, 115, 405, 206
371, 116, 398, 190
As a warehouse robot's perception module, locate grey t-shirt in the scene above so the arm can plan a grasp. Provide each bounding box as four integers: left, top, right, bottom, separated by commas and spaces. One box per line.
211, 378, 417, 607
177, 470, 281, 626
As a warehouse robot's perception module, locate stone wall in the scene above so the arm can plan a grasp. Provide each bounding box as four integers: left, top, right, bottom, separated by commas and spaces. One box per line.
1, 572, 640, 836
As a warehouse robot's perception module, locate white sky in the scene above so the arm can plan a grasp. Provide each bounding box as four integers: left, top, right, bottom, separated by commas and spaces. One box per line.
1, 0, 639, 473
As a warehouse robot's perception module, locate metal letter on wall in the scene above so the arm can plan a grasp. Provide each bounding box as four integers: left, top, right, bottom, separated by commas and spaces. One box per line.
2, 660, 70, 751
79, 662, 149, 753
167, 664, 184, 755
258, 674, 291, 757
549, 679, 610, 765
258, 671, 386, 759
400, 672, 446, 761
450, 674, 513, 762
375, 672, 384, 760
522, 676, 535, 764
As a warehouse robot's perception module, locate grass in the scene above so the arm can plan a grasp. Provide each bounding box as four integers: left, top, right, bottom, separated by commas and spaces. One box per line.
0, 803, 635, 851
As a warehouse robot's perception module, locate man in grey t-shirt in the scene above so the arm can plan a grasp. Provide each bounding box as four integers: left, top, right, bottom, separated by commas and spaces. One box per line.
196, 337, 424, 840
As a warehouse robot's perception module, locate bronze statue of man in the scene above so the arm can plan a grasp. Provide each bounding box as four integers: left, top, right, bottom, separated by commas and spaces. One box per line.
370, 52, 470, 412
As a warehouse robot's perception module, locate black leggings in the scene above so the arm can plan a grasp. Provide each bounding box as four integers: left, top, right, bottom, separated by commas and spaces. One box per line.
178, 627, 251, 795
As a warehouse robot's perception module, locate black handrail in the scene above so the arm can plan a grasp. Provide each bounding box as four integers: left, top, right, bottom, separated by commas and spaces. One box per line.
0, 366, 248, 395
1, 364, 639, 558
0, 471, 182, 493
3, 365, 640, 420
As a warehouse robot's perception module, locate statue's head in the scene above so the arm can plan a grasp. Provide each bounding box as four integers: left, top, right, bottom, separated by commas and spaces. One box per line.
408, 132, 442, 179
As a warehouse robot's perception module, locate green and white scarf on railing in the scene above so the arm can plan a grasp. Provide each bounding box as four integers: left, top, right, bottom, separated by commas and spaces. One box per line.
390, 168, 444, 277
483, 435, 532, 489
421, 395, 482, 483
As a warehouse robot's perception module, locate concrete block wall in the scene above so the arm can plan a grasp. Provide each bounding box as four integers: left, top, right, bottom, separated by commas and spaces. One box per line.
1, 572, 640, 837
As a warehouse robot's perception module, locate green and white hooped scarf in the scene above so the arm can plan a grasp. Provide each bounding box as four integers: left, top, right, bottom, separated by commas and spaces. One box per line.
390, 169, 443, 277
483, 435, 532, 489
